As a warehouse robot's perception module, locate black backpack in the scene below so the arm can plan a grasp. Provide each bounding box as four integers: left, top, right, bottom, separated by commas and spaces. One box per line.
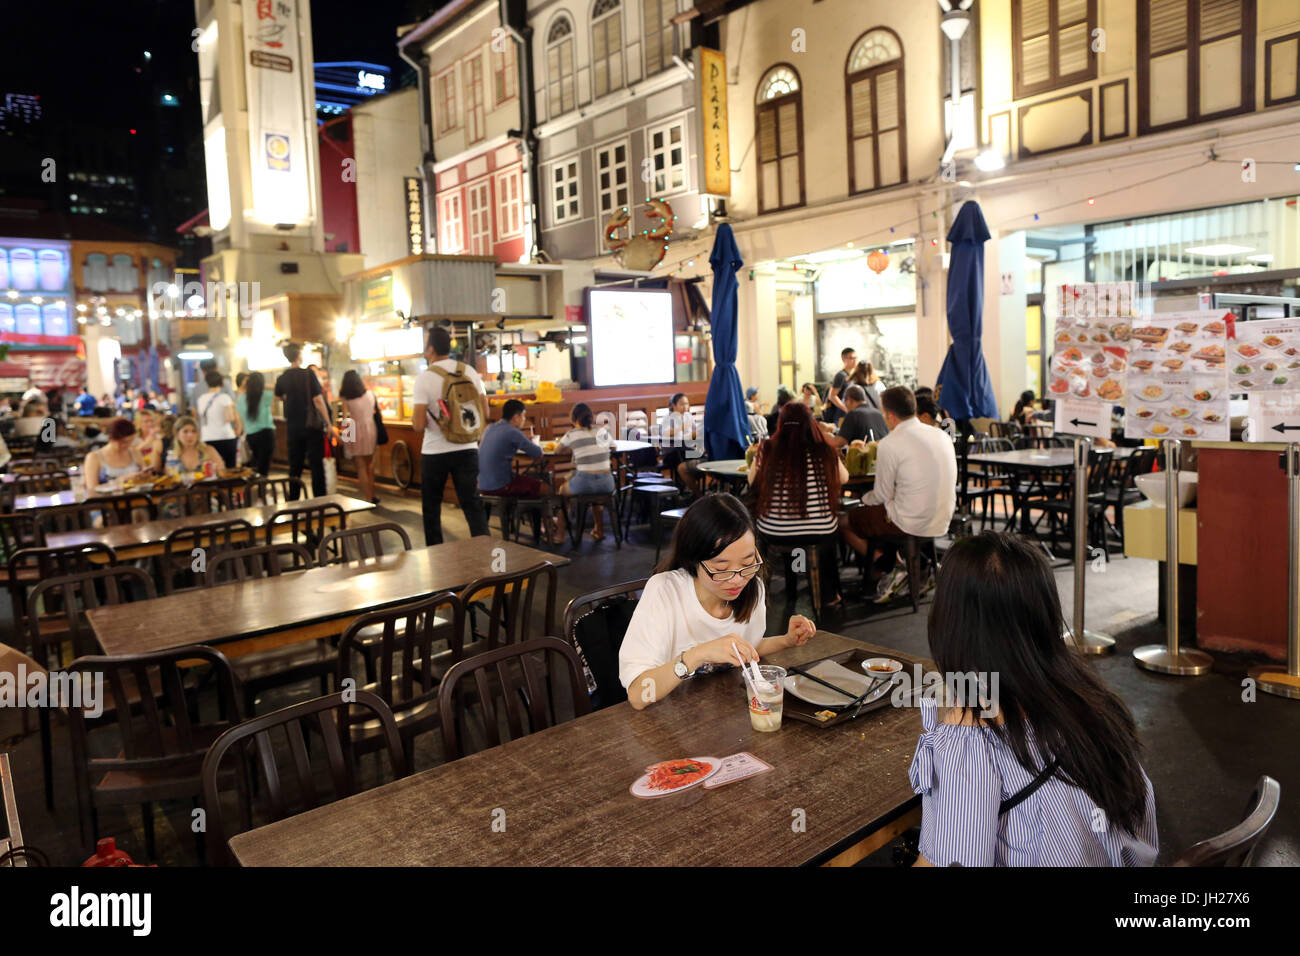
571, 596, 639, 710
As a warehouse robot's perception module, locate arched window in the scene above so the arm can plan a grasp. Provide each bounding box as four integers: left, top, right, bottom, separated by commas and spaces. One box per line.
590, 0, 624, 99
755, 65, 804, 213
546, 15, 576, 118
84, 252, 109, 292
845, 28, 906, 194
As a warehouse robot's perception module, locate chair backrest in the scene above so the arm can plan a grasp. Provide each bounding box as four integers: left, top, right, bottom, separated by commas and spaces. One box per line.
244, 476, 306, 508
0, 513, 41, 566
26, 565, 157, 665
200, 690, 406, 866
160, 517, 257, 593
6, 543, 117, 627
205, 542, 314, 587
9, 459, 64, 474
1121, 447, 1158, 489
562, 579, 646, 709
157, 484, 232, 517
437, 637, 591, 761
458, 560, 557, 650
11, 472, 71, 496
316, 521, 411, 565
265, 502, 345, 549
1171, 775, 1280, 867
337, 590, 465, 725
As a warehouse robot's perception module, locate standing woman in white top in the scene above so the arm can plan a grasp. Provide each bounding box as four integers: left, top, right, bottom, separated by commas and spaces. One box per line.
196, 368, 242, 468
619, 494, 814, 710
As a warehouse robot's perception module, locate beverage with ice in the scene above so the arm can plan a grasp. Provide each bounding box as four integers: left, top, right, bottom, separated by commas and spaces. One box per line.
746, 664, 786, 732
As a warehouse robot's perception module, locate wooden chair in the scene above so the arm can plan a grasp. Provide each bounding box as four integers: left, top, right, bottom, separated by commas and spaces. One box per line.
437, 637, 591, 761
200, 690, 407, 866
199, 543, 332, 717
6, 543, 116, 656
8, 458, 65, 474
562, 579, 647, 710
336, 591, 465, 771
156, 484, 232, 518
204, 542, 314, 586
10, 472, 72, 496
244, 476, 305, 508
1171, 775, 1281, 867
316, 521, 410, 565
159, 517, 256, 594
67, 646, 243, 860
26, 566, 158, 809
0, 512, 41, 565
265, 501, 345, 551
458, 561, 557, 653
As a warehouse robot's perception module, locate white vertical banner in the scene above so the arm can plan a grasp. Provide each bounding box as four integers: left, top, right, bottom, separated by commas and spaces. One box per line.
242, 0, 311, 226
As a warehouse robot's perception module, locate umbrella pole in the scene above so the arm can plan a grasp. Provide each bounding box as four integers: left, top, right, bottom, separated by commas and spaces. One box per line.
1066, 436, 1113, 654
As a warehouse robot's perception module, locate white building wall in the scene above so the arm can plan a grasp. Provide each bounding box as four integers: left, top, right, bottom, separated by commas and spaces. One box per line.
352, 89, 424, 269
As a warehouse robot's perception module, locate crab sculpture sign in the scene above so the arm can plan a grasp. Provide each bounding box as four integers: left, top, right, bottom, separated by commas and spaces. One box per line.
603, 198, 675, 271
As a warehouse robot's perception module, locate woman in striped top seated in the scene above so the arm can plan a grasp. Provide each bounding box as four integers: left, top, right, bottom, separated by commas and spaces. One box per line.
558, 402, 615, 540
910, 532, 1158, 866
749, 401, 848, 609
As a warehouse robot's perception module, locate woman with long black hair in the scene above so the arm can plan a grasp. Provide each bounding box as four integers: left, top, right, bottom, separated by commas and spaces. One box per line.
619, 493, 814, 709
910, 532, 1158, 866
749, 401, 847, 609
237, 371, 275, 475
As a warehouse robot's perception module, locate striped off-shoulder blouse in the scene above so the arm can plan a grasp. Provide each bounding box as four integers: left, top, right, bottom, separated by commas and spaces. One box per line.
907, 696, 1159, 866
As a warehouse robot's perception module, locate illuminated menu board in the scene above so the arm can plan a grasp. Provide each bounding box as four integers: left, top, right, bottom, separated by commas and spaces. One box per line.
587, 289, 675, 387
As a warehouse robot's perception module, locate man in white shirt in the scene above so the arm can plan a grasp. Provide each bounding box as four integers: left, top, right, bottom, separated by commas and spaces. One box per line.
842, 386, 956, 602
410, 325, 490, 545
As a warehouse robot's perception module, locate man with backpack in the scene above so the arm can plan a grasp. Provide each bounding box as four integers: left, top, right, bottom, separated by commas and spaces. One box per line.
410, 325, 490, 544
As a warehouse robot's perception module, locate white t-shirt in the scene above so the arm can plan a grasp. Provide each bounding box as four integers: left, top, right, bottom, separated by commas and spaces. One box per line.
412, 359, 487, 455
862, 415, 957, 537
197, 391, 236, 442
618, 569, 767, 690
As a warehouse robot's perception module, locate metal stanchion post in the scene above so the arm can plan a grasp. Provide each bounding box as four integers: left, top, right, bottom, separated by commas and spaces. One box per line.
1134, 439, 1213, 675
1068, 436, 1114, 654
1248, 443, 1300, 699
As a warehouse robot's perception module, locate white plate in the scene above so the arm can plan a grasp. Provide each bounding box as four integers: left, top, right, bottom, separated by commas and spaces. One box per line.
783, 668, 893, 709
630, 757, 721, 799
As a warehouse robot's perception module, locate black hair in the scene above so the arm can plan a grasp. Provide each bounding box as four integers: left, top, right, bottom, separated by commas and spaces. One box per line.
840, 346, 856, 358
669, 392, 686, 408
502, 398, 527, 421
246, 371, 265, 420
774, 385, 794, 406
428, 325, 452, 356
200, 358, 217, 372
339, 369, 366, 400
916, 395, 940, 420
654, 493, 765, 623
844, 384, 867, 404
571, 402, 594, 428
914, 385, 934, 398
235, 372, 248, 389
881, 385, 916, 419
1013, 390, 1037, 420
282, 342, 303, 364
204, 369, 223, 388
929, 532, 1150, 835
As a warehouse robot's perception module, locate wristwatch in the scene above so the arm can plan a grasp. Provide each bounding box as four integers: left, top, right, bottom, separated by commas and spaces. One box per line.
673, 651, 694, 680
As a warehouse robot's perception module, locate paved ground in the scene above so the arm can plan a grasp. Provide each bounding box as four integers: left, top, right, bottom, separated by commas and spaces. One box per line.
3, 475, 1295, 866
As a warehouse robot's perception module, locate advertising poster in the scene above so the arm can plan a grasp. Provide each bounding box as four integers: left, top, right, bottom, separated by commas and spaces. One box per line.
1124, 311, 1229, 441
1048, 283, 1130, 437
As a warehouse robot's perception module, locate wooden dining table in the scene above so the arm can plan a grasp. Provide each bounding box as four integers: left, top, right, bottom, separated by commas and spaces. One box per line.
87, 539, 569, 661
44, 493, 375, 560
9, 475, 250, 514
227, 631, 931, 867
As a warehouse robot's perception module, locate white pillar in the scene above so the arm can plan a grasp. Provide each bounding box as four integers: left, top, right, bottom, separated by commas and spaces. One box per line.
792, 293, 816, 388
915, 240, 948, 391
753, 272, 778, 402
994, 230, 1027, 415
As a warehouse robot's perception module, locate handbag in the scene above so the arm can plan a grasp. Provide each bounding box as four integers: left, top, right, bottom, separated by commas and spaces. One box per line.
371, 393, 389, 445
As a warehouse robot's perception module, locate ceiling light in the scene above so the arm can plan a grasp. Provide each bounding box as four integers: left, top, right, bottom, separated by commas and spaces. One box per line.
1184, 243, 1255, 257
974, 150, 1005, 172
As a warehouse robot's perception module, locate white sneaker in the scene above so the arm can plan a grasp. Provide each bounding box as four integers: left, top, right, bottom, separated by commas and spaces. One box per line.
873, 567, 908, 604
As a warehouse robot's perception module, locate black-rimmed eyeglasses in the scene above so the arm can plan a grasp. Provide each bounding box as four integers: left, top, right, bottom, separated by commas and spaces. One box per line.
700, 557, 764, 583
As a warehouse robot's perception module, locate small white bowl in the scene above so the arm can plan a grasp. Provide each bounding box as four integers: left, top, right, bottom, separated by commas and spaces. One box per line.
1135, 471, 1198, 508
862, 658, 903, 680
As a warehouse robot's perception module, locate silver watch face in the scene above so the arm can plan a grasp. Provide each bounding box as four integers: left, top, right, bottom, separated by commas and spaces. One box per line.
674, 659, 688, 678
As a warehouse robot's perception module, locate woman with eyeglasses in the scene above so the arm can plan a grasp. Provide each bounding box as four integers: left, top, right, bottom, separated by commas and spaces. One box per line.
619, 494, 815, 710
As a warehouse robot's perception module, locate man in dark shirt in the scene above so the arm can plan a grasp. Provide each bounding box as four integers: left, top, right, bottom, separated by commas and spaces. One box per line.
274, 342, 335, 498
831, 385, 889, 447
824, 347, 858, 425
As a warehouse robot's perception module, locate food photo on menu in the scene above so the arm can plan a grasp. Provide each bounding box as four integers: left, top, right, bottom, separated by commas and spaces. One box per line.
1230, 318, 1300, 392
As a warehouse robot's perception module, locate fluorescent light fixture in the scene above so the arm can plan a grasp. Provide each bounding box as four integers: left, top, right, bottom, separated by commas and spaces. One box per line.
1184, 243, 1254, 257
974, 150, 1005, 172
1246, 253, 1275, 263
890, 238, 913, 246
796, 248, 863, 264
177, 350, 214, 360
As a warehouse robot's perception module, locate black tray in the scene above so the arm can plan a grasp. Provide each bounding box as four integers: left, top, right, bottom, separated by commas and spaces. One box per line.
778, 648, 929, 729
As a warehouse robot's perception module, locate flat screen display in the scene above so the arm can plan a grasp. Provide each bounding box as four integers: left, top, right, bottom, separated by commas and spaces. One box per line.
587, 288, 675, 387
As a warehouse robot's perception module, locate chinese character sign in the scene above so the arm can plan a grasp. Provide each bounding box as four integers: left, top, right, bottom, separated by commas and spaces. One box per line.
693, 48, 730, 198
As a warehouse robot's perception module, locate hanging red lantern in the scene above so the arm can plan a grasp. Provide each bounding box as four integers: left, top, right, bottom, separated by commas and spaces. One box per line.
867, 249, 889, 274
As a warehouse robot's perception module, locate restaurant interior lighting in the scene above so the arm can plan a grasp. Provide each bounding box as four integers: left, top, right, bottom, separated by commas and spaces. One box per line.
1184, 243, 1254, 257
76, 303, 86, 312
974, 150, 1005, 172
5, 291, 16, 299
334, 317, 352, 343
178, 350, 214, 360
31, 296, 42, 304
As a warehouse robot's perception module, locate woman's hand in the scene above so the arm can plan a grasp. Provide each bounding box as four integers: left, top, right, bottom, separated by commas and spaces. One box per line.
784, 615, 815, 647
690, 635, 758, 669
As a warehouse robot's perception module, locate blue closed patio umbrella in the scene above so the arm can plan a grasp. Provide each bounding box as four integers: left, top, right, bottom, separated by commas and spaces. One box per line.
703, 223, 751, 462
936, 200, 999, 421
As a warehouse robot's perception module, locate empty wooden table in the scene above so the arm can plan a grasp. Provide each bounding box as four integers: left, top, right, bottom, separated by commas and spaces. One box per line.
87, 539, 568, 660
9, 476, 249, 514
227, 631, 930, 867
44, 493, 375, 560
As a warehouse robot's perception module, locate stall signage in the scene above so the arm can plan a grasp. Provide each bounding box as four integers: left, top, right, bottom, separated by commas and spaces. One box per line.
1247, 393, 1300, 442
404, 177, 425, 256
675, 347, 693, 365
1048, 281, 1130, 438
362, 273, 394, 316
693, 47, 730, 198
1053, 397, 1109, 440
1122, 311, 1230, 442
